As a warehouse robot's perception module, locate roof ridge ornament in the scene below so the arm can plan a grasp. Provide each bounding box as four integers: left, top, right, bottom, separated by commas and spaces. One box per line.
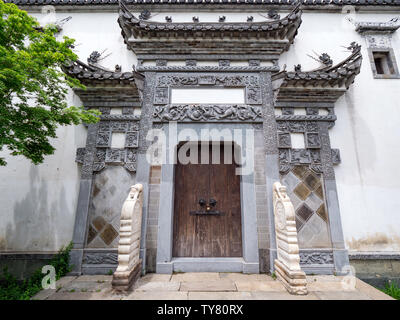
139, 9, 151, 21
267, 9, 281, 20
273, 42, 362, 101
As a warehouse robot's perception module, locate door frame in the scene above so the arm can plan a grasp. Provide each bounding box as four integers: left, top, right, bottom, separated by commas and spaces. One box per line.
155, 123, 260, 274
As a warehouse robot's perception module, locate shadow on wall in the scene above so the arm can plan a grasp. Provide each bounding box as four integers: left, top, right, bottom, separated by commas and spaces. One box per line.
344, 90, 377, 181
5, 165, 70, 252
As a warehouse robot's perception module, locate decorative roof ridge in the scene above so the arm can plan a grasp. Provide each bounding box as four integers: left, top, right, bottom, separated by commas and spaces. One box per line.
273, 42, 362, 89
63, 59, 144, 83
118, 0, 302, 39
120, 0, 301, 27
6, 0, 400, 7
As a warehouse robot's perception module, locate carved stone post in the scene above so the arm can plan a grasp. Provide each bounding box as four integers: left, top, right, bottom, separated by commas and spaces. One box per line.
273, 182, 308, 295
112, 184, 143, 291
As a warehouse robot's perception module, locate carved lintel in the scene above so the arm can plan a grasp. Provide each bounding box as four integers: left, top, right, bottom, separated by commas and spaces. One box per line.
153, 104, 262, 122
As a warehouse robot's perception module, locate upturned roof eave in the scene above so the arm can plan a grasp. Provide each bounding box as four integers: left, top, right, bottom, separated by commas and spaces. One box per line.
118, 1, 302, 40
276, 43, 362, 90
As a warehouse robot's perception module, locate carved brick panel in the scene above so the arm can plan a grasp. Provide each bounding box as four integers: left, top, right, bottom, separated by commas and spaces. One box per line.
154, 87, 169, 105
246, 87, 262, 104
76, 118, 140, 175
153, 104, 262, 122
276, 114, 338, 176
153, 73, 263, 123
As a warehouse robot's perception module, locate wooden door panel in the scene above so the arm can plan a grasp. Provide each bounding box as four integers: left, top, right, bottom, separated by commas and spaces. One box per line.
173, 143, 242, 257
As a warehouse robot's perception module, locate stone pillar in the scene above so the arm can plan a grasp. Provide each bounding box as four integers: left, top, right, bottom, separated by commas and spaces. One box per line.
260, 72, 280, 273
137, 72, 156, 274
70, 123, 98, 275
112, 184, 144, 291
319, 122, 349, 274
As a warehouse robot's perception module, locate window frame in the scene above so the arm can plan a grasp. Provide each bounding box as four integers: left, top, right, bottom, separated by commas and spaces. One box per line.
368, 47, 400, 79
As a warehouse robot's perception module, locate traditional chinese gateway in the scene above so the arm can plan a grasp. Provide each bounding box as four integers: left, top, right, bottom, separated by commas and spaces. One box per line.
1, 0, 399, 287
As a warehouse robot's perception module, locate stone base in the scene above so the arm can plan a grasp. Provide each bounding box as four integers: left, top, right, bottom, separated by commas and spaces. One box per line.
112, 260, 142, 291
274, 259, 308, 295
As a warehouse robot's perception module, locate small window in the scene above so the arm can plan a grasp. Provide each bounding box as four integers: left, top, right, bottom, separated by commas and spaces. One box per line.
373, 52, 395, 75
369, 49, 400, 79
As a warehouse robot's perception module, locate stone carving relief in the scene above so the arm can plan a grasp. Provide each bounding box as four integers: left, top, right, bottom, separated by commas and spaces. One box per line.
76, 148, 85, 164
75, 119, 140, 174
272, 182, 308, 295
277, 133, 291, 148
219, 60, 230, 67
96, 132, 111, 147
154, 87, 169, 105
153, 104, 262, 122
366, 35, 391, 49
291, 149, 311, 164
83, 252, 118, 265
299, 252, 334, 265
305, 133, 321, 148
152, 74, 263, 123
276, 116, 338, 175
246, 87, 262, 104
156, 75, 260, 87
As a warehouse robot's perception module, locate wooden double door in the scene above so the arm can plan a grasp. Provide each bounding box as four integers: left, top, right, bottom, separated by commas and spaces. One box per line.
172, 143, 243, 257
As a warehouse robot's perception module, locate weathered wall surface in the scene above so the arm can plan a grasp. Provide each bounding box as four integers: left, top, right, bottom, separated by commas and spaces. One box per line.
0, 94, 86, 252
0, 8, 399, 254
0, 11, 136, 253
279, 11, 400, 253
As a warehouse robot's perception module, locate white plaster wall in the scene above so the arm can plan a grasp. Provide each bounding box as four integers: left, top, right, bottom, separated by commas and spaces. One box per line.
35, 11, 137, 72
278, 12, 400, 252
1, 9, 399, 253
0, 92, 86, 252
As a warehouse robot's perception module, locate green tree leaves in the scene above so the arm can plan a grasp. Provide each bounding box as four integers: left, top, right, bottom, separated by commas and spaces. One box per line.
0, 1, 99, 166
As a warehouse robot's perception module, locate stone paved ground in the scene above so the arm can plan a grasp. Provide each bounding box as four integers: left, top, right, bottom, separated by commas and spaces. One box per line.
32, 272, 394, 300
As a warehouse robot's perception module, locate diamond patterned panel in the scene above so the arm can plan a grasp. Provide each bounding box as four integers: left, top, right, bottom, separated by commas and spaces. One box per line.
296, 203, 313, 222
304, 172, 320, 191
93, 216, 106, 232
296, 216, 305, 232
294, 182, 311, 200
292, 165, 308, 180
86, 166, 135, 248
317, 204, 328, 222
315, 184, 324, 199
280, 165, 331, 249
100, 224, 119, 246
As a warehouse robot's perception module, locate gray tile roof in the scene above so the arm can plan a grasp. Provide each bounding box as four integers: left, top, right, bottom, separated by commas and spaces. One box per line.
5, 0, 400, 6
